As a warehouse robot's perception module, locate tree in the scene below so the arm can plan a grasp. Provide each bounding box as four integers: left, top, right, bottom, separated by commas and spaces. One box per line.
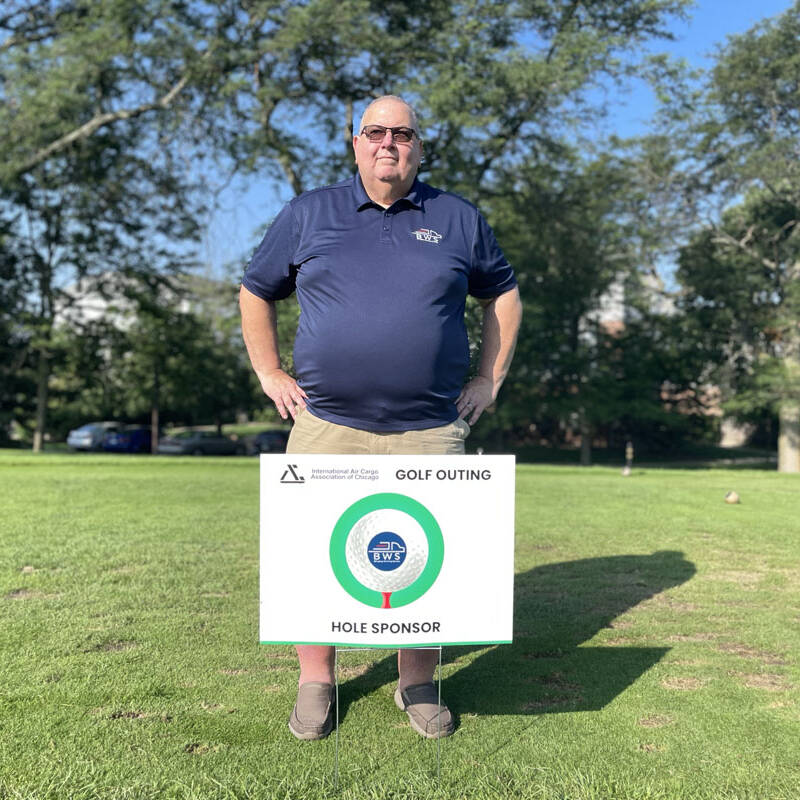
1, 0, 207, 449
1, 0, 697, 449
678, 192, 800, 465
655, 3, 800, 470
477, 146, 706, 461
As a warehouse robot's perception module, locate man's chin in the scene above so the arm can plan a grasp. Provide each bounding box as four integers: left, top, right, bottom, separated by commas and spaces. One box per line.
374, 170, 403, 183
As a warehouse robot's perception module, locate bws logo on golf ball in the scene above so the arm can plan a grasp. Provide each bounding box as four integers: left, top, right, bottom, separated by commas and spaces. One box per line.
367, 532, 406, 571
330, 493, 443, 609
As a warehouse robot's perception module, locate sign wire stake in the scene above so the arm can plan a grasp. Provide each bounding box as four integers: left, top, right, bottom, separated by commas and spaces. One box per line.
436, 644, 442, 782
334, 646, 340, 792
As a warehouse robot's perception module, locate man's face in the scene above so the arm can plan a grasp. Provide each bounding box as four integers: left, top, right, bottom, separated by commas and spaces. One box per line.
353, 99, 422, 193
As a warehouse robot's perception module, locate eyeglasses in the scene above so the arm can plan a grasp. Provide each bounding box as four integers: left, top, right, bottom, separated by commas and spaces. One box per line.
360, 124, 417, 144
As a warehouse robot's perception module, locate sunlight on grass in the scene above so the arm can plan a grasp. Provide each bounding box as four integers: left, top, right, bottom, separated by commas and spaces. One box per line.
0, 452, 798, 799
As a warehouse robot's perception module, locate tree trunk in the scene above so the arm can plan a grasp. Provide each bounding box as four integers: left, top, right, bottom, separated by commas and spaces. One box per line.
580, 417, 592, 466
32, 350, 49, 453
777, 400, 800, 473
150, 364, 160, 454
778, 299, 800, 472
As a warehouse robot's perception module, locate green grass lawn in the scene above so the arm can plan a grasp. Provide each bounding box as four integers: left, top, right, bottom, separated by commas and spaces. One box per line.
1, 451, 798, 800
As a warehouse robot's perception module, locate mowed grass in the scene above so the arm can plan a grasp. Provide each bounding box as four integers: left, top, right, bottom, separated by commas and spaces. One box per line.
0, 451, 798, 800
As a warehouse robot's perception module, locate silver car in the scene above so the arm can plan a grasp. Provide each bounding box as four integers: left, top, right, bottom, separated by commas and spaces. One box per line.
67, 421, 121, 451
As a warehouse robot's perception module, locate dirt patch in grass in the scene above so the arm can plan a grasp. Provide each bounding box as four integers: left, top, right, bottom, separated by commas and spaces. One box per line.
263, 684, 282, 693
20, 565, 36, 574
532, 672, 581, 691
646, 595, 700, 612
84, 640, 136, 653
200, 701, 237, 714
338, 664, 370, 678
184, 742, 220, 755
109, 710, 172, 722
264, 663, 293, 672
734, 672, 792, 691
661, 677, 709, 690
524, 672, 584, 710
524, 650, 565, 660
107, 565, 137, 575
717, 643, 787, 665
638, 714, 674, 728
667, 633, 720, 643
219, 668, 249, 676
637, 743, 665, 752
6, 588, 42, 599
523, 694, 583, 711
606, 619, 634, 629
708, 571, 763, 589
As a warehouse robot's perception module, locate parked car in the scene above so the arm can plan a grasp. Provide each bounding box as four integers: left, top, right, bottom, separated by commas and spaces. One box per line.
157, 430, 245, 456
103, 426, 153, 453
66, 421, 121, 451
253, 429, 290, 454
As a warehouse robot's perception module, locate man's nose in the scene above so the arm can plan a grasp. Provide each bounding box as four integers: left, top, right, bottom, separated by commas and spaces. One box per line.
379, 129, 396, 146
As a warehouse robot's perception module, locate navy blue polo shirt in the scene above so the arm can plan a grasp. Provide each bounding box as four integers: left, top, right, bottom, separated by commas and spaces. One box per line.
242, 174, 516, 431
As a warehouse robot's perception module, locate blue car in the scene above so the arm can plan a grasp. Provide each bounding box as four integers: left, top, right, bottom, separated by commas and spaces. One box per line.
103, 426, 153, 453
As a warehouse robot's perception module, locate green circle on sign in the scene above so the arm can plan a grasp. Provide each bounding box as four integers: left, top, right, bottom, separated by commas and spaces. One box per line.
330, 493, 444, 608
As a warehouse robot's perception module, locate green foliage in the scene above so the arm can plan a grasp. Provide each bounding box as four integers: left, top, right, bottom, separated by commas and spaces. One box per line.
678, 190, 800, 418
474, 147, 704, 451
0, 0, 701, 445
47, 277, 261, 435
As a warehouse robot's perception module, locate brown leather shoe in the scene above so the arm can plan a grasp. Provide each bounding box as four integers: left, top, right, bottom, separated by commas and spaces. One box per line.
288, 682, 335, 740
394, 682, 454, 739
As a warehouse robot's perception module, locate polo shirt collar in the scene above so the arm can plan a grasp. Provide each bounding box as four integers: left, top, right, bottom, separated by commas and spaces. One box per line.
352, 173, 424, 211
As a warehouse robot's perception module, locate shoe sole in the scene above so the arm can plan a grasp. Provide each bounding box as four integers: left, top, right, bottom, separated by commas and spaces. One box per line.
394, 688, 454, 739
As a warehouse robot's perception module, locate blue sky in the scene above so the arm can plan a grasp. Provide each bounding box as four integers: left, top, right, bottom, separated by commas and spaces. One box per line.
201, 0, 797, 276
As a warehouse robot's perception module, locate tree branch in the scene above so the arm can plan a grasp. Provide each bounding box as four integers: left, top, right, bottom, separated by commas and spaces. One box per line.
711, 227, 778, 271
11, 73, 190, 178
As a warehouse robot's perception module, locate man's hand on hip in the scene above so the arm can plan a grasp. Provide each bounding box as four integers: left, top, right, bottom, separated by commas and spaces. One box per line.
456, 376, 494, 426
259, 369, 308, 420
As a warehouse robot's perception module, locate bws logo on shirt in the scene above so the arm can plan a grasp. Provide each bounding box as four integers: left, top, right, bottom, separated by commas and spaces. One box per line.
409, 228, 443, 244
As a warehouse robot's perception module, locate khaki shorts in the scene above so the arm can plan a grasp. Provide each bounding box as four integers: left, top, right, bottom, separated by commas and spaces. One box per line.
287, 408, 470, 455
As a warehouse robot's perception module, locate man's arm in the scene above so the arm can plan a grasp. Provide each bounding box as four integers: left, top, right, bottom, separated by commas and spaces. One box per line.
239, 285, 307, 420
457, 286, 523, 425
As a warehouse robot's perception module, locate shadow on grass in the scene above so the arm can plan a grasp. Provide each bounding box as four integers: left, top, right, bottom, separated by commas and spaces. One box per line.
337, 550, 695, 721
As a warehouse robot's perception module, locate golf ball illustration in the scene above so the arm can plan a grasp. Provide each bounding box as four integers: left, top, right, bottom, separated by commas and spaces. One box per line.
345, 509, 429, 594
330, 493, 443, 609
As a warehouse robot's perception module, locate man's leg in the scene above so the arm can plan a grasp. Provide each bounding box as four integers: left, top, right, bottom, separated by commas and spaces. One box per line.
397, 648, 438, 691
297, 645, 335, 685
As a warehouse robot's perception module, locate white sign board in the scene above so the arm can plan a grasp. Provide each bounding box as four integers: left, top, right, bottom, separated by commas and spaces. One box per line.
260, 454, 515, 648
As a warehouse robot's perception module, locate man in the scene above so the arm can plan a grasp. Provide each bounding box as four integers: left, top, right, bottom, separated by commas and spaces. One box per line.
240, 95, 522, 741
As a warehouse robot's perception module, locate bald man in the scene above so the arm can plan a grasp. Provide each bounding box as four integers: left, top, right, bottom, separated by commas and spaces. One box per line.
241, 95, 522, 740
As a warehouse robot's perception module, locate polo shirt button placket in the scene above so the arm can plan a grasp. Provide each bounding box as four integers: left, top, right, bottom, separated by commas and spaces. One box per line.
381, 211, 392, 244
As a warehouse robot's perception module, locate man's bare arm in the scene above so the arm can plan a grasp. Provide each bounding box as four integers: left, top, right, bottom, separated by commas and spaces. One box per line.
456, 286, 523, 425
239, 285, 307, 420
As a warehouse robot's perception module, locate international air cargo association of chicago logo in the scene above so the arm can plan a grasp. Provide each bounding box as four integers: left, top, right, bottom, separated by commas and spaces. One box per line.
329, 493, 444, 609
